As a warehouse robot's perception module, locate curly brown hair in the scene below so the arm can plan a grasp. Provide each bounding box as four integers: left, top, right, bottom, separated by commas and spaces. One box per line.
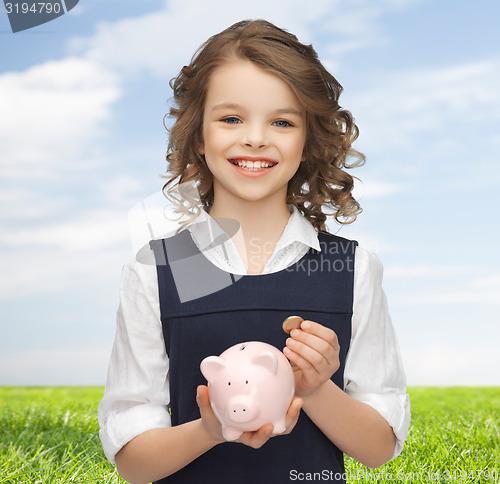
162, 19, 364, 233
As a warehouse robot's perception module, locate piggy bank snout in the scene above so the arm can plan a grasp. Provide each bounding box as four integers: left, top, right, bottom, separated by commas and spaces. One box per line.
227, 395, 258, 423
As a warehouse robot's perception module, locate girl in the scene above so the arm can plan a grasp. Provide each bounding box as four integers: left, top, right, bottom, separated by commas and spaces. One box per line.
98, 19, 410, 484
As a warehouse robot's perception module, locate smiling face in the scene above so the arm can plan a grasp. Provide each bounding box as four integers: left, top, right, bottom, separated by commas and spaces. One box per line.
199, 59, 306, 211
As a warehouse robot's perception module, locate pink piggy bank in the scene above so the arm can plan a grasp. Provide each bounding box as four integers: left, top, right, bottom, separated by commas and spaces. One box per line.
200, 341, 295, 441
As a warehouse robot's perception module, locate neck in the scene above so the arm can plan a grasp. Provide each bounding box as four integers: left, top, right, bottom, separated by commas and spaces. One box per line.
208, 192, 291, 244
209, 193, 292, 274
210, 192, 290, 257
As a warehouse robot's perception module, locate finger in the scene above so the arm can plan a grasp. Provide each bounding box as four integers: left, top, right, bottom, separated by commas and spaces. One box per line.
290, 329, 334, 365
239, 424, 274, 449
282, 396, 303, 434
300, 321, 340, 351
196, 385, 212, 411
283, 344, 318, 375
286, 336, 330, 373
196, 385, 207, 402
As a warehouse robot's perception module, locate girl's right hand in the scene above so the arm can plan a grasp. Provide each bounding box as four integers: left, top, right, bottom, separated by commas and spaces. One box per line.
196, 385, 303, 449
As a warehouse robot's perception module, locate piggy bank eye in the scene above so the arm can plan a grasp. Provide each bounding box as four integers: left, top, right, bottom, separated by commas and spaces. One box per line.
227, 382, 231, 386
245, 380, 248, 384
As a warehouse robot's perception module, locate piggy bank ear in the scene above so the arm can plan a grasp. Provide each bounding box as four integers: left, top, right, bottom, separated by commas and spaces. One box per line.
200, 356, 226, 382
251, 350, 278, 375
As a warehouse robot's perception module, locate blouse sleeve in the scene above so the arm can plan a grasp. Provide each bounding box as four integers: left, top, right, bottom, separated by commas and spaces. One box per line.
98, 258, 171, 464
344, 247, 411, 460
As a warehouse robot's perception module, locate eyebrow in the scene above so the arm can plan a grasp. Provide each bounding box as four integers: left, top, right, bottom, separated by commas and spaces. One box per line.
211, 103, 303, 117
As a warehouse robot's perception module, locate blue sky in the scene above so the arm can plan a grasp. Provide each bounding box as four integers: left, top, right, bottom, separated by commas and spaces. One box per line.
1, 0, 499, 386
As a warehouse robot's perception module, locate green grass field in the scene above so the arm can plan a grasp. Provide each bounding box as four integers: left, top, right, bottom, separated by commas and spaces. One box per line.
0, 387, 498, 483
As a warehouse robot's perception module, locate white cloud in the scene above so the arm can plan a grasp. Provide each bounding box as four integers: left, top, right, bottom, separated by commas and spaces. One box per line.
0, 57, 121, 178
98, 175, 148, 206
385, 265, 480, 278
353, 178, 409, 200
320, 2, 382, 37
404, 342, 500, 385
0, 189, 62, 220
0, 347, 112, 385
470, 274, 500, 289
0, 209, 128, 250
66, 0, 408, 79
325, 223, 400, 255
0, 208, 132, 299
0, 244, 130, 300
349, 60, 500, 152
389, 264, 500, 306
400, 288, 500, 305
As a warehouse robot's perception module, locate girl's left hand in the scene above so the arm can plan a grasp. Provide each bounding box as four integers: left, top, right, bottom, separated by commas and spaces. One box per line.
283, 320, 340, 397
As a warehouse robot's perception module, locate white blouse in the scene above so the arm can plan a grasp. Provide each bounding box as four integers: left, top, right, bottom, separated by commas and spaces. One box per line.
98, 205, 411, 464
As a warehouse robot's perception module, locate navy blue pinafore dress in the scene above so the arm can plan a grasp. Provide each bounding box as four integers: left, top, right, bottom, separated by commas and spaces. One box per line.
150, 229, 357, 484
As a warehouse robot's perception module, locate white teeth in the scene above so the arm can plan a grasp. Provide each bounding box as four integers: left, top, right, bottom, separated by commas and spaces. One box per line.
232, 160, 275, 170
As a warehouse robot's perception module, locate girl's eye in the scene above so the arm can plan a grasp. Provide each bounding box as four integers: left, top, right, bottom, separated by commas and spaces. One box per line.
273, 119, 293, 128
221, 117, 241, 124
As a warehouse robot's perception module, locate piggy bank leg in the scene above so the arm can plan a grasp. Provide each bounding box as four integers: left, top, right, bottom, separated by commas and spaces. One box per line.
222, 426, 243, 441
271, 418, 287, 435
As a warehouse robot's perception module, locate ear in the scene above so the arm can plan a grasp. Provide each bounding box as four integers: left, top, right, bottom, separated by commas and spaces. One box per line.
200, 356, 226, 382
251, 350, 278, 375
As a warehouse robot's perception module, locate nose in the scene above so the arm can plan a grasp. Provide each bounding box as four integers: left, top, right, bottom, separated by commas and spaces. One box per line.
227, 395, 258, 423
241, 123, 268, 149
